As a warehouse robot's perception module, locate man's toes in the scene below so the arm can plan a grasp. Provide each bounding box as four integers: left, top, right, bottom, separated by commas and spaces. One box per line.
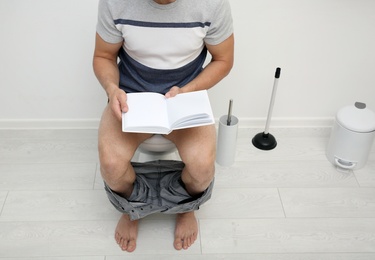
184, 236, 194, 249
115, 232, 121, 244
118, 238, 137, 252
174, 237, 183, 250
120, 238, 128, 251
127, 239, 137, 252
174, 236, 195, 250
182, 238, 189, 250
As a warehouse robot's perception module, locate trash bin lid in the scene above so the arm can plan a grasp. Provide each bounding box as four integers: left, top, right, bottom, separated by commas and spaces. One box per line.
336, 102, 375, 133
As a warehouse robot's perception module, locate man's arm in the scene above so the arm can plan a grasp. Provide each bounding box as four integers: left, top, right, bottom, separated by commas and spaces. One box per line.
165, 33, 234, 97
93, 33, 127, 120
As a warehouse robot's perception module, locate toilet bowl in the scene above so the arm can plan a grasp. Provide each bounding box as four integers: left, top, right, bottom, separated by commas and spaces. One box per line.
132, 134, 180, 162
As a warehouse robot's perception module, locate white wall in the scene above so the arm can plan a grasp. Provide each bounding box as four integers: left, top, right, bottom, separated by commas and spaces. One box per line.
1, 0, 374, 129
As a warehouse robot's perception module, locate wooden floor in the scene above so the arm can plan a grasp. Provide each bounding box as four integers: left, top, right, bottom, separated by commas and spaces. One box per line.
0, 128, 375, 259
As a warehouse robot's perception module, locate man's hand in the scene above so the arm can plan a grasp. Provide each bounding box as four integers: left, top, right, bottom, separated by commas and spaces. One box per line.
165, 86, 182, 98
108, 88, 128, 121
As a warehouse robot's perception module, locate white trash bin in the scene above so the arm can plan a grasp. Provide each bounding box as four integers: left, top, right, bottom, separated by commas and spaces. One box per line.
326, 102, 375, 170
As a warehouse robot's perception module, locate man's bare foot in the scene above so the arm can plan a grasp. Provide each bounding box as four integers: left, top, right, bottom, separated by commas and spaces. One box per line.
174, 211, 198, 250
115, 214, 138, 252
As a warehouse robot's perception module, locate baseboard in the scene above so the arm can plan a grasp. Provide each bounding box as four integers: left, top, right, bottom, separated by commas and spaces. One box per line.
0, 117, 334, 130
236, 117, 334, 129
0, 119, 101, 130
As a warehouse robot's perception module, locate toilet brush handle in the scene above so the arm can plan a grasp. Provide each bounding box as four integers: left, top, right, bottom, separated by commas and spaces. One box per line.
227, 99, 233, 126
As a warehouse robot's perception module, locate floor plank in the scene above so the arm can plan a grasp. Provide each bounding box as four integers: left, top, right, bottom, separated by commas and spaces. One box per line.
0, 221, 119, 257
0, 192, 8, 214
197, 188, 285, 219
0, 219, 200, 257
214, 161, 358, 188
0, 138, 98, 163
0, 256, 106, 260
200, 218, 375, 254
0, 163, 97, 191
106, 253, 375, 260
280, 188, 375, 218
0, 190, 119, 222
355, 161, 375, 187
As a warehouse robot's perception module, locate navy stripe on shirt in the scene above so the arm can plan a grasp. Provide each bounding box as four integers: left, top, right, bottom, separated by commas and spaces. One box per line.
114, 19, 211, 28
118, 47, 207, 94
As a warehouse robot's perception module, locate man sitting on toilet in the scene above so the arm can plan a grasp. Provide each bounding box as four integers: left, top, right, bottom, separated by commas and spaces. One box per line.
93, 0, 234, 252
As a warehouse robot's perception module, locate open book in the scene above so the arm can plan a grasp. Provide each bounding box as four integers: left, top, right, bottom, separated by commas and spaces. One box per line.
122, 90, 214, 134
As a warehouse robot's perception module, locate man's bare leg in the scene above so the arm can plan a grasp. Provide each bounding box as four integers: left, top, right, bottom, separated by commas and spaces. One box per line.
174, 212, 198, 250
114, 214, 138, 252
165, 125, 216, 250
99, 105, 152, 252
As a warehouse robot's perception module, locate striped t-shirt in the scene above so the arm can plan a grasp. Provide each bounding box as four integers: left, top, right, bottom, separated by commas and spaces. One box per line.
96, 0, 233, 94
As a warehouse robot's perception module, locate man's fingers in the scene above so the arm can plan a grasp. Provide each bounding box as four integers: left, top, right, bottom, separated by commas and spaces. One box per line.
109, 89, 128, 121
119, 91, 128, 113
165, 86, 181, 98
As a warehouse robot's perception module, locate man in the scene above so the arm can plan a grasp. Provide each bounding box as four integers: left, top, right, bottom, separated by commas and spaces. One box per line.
93, 0, 234, 252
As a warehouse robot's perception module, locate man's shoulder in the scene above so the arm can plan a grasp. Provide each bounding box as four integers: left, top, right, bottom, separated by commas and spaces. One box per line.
102, 0, 138, 9
186, 0, 228, 7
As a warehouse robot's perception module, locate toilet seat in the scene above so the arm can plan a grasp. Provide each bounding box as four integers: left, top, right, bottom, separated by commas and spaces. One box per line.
132, 135, 180, 162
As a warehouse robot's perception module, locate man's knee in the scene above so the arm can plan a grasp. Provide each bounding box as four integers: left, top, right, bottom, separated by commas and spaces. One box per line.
186, 155, 215, 185
99, 152, 132, 182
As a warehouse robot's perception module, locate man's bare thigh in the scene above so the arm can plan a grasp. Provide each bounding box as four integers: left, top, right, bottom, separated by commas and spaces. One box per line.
163, 125, 216, 163
98, 106, 153, 161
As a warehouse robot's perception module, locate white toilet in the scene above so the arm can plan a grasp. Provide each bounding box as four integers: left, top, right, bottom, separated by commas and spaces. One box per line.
132, 134, 180, 162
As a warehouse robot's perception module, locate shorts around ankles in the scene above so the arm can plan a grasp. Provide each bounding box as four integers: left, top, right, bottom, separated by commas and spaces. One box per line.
104, 160, 214, 221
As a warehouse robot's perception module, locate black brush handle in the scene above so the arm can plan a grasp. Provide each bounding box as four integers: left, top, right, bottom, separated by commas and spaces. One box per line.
275, 67, 281, 79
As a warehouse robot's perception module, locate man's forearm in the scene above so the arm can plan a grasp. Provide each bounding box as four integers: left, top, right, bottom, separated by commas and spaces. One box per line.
181, 34, 234, 93
93, 56, 121, 98
181, 59, 233, 93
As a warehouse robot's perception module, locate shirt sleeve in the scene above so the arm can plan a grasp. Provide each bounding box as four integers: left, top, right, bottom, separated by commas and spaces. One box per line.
96, 0, 124, 44
204, 0, 234, 45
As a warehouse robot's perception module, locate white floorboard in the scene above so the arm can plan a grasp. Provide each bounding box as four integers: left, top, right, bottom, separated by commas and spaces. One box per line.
196, 188, 285, 219
280, 188, 375, 218
200, 218, 375, 254
0, 128, 375, 259
355, 161, 375, 187
0, 190, 119, 221
0, 163, 97, 190
215, 160, 358, 188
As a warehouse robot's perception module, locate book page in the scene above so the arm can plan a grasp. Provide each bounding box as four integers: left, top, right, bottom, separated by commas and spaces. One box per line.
122, 92, 170, 133
166, 90, 214, 130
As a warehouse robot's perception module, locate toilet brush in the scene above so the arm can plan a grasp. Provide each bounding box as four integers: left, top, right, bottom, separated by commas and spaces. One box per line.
252, 67, 281, 150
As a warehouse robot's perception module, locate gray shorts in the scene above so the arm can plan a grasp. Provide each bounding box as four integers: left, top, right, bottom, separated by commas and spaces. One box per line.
104, 160, 214, 221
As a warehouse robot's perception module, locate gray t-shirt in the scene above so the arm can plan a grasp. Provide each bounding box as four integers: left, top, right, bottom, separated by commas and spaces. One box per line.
96, 0, 233, 93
